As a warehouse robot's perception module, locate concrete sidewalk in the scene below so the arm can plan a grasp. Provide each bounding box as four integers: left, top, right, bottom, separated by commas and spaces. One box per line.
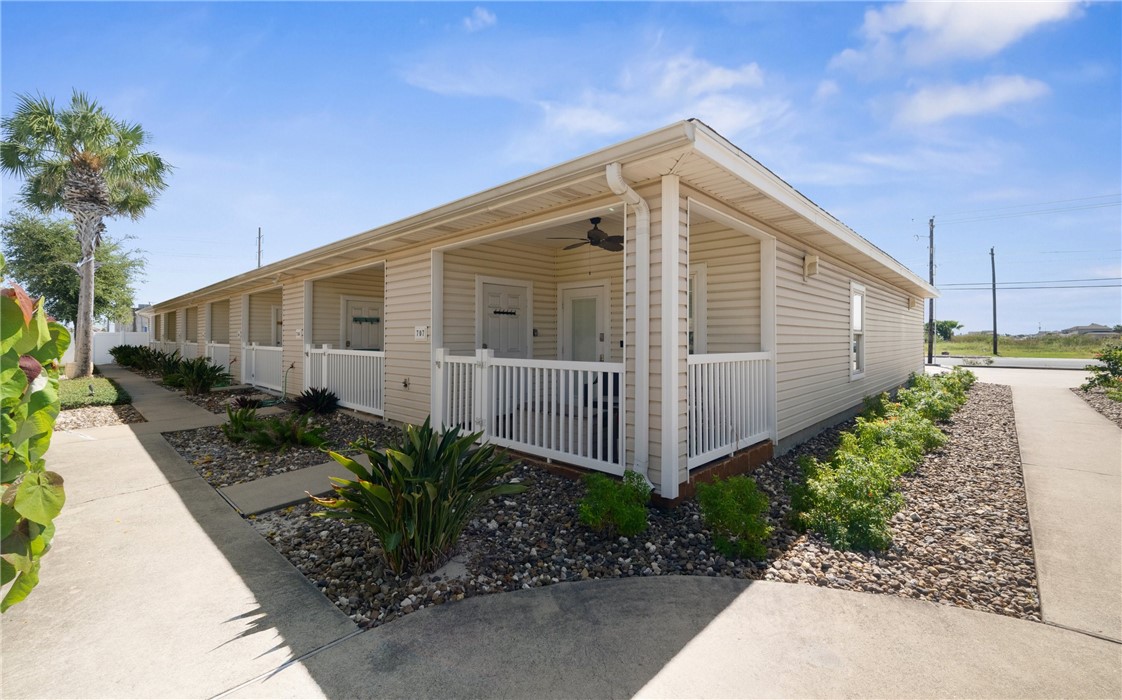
3, 365, 1119, 698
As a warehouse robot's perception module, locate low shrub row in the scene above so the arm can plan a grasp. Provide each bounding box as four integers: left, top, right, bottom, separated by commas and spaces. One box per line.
109, 344, 230, 395
790, 367, 976, 552
1082, 341, 1122, 401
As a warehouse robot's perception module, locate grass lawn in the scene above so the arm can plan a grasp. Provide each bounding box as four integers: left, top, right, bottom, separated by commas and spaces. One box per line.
935, 332, 1113, 359
59, 376, 132, 409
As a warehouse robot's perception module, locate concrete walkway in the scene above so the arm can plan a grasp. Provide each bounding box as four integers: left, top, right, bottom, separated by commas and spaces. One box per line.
3, 366, 1119, 698
968, 367, 1122, 642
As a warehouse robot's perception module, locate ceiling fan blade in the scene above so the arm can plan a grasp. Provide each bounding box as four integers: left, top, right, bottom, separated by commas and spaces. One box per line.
604, 236, 624, 245
547, 237, 587, 241
564, 241, 590, 250
599, 240, 624, 252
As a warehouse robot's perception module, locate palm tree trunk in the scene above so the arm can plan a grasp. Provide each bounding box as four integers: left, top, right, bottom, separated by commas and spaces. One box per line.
71, 215, 100, 378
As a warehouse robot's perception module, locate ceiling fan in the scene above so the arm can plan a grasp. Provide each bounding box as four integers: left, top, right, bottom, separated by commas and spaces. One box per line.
549, 217, 624, 252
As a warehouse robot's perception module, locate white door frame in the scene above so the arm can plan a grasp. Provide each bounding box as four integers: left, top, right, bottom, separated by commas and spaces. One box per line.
557, 279, 609, 361
339, 296, 384, 349
475, 275, 533, 355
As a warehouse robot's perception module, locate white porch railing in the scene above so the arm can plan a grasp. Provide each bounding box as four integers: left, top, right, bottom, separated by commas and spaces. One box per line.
241, 343, 284, 391
305, 345, 385, 416
206, 342, 232, 372
150, 340, 176, 354
435, 349, 625, 475
688, 351, 773, 469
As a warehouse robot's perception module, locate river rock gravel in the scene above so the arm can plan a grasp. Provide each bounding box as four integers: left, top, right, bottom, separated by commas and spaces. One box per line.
164, 411, 402, 488
250, 381, 1041, 629
1072, 387, 1122, 429
56, 404, 146, 431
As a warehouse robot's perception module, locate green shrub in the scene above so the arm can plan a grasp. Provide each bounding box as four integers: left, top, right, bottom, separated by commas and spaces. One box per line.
221, 405, 258, 443
312, 418, 523, 575
293, 386, 339, 415
696, 475, 772, 559
231, 394, 262, 410
59, 376, 131, 409
164, 357, 229, 396
1082, 342, 1122, 391
245, 412, 326, 451
1, 273, 71, 611
154, 350, 182, 379
578, 469, 652, 537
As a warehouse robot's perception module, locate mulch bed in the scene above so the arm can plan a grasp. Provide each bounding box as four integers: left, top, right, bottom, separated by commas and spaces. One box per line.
56, 404, 146, 431
250, 381, 1041, 628
1072, 387, 1122, 429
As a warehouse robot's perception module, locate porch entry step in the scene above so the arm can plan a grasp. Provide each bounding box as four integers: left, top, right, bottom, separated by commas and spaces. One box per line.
218, 452, 372, 516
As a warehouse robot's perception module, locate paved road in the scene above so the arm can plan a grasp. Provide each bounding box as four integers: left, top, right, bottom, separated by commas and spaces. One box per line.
932, 356, 1098, 370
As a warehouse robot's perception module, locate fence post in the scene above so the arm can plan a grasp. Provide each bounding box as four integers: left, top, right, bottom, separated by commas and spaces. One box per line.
432, 348, 446, 428
474, 349, 493, 439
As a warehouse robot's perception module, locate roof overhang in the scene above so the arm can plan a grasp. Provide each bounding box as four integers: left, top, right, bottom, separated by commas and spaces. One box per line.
152, 120, 935, 310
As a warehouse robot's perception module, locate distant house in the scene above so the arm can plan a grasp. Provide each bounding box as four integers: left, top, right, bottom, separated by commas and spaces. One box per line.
149, 120, 936, 501
1061, 323, 1116, 337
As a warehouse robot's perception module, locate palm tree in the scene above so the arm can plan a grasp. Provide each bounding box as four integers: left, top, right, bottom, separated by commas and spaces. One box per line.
1, 91, 169, 377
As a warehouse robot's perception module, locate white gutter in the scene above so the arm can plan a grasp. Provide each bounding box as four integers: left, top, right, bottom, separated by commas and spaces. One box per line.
606, 162, 651, 485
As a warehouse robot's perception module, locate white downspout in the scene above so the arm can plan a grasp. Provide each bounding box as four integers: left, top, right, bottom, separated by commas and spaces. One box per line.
606, 162, 651, 485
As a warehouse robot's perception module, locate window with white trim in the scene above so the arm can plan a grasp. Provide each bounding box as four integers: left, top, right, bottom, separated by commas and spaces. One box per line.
851, 282, 866, 378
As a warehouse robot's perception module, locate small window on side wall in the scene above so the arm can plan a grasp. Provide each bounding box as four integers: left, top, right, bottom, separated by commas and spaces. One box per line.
851, 282, 866, 379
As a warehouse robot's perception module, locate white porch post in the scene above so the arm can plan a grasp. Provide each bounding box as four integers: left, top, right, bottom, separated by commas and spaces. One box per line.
761, 237, 778, 443
661, 174, 683, 500
432, 348, 446, 428
430, 249, 445, 421
303, 280, 313, 391
240, 294, 250, 384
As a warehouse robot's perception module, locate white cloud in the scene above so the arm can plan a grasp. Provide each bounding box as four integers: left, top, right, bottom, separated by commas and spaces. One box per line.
462, 7, 496, 33
832, 1, 1081, 74
814, 79, 840, 102
896, 75, 1050, 125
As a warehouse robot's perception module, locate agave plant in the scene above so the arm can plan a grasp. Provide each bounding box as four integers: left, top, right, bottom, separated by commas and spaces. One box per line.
312, 418, 525, 576
165, 357, 230, 395
292, 386, 339, 415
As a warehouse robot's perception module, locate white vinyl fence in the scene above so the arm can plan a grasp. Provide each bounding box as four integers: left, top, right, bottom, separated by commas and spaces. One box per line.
241, 343, 284, 392
61, 330, 151, 366
206, 342, 232, 372
687, 351, 773, 468
305, 345, 385, 416
435, 349, 625, 474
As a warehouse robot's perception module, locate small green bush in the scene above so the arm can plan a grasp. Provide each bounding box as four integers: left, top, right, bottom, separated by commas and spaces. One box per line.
578, 469, 651, 537
154, 350, 182, 379
696, 475, 773, 559
221, 405, 258, 443
312, 418, 524, 575
293, 386, 339, 415
59, 376, 131, 409
164, 357, 230, 396
1082, 342, 1122, 392
245, 412, 327, 451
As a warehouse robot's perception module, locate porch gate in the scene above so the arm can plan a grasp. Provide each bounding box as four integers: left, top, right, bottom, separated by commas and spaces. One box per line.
241, 343, 284, 392
434, 349, 625, 475
206, 342, 232, 372
305, 346, 385, 416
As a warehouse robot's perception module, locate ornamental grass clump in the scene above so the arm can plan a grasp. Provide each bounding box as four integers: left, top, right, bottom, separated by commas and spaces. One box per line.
578, 469, 652, 537
696, 475, 772, 559
311, 418, 524, 576
790, 369, 975, 552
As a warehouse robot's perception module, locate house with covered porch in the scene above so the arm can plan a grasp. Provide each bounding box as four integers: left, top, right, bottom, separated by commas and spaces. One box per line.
149, 120, 936, 501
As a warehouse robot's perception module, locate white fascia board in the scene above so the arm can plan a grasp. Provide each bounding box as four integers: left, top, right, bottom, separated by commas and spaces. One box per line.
690, 125, 937, 299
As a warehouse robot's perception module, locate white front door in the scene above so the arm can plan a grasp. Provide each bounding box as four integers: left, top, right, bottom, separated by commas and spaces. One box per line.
344, 299, 384, 350
481, 282, 529, 358
561, 283, 607, 362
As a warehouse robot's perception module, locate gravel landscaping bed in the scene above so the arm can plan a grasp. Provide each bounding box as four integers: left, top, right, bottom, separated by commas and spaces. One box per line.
251, 381, 1041, 628
56, 404, 146, 430
1072, 387, 1122, 429
184, 388, 272, 414
163, 411, 402, 488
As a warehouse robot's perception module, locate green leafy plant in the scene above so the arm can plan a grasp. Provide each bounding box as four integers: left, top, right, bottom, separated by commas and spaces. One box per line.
1082, 342, 1122, 392
312, 418, 524, 575
1, 271, 72, 611
696, 475, 773, 559
164, 357, 229, 396
578, 469, 652, 537
245, 412, 326, 451
292, 386, 339, 415
790, 369, 975, 552
221, 405, 258, 443
154, 349, 182, 379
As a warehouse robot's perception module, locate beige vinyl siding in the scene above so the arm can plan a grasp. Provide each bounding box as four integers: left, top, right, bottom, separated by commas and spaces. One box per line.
690, 221, 761, 353
247, 288, 282, 346
644, 185, 665, 490
185, 307, 199, 343
553, 245, 624, 362
443, 240, 556, 358
774, 240, 923, 439
228, 297, 243, 371
384, 250, 432, 426
282, 283, 304, 391
209, 300, 230, 343
311, 266, 385, 347
666, 181, 690, 487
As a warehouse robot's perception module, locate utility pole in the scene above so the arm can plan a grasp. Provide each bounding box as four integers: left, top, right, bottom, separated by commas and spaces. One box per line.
926, 216, 936, 364
256, 227, 263, 268
990, 247, 998, 355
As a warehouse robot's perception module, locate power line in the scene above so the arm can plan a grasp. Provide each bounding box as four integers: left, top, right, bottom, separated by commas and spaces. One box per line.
938, 201, 1121, 226
942, 284, 1121, 290
936, 193, 1120, 218
941, 276, 1121, 287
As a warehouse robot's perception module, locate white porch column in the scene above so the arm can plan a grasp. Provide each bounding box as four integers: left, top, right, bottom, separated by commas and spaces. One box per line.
302, 280, 314, 391
660, 174, 684, 500
430, 249, 445, 420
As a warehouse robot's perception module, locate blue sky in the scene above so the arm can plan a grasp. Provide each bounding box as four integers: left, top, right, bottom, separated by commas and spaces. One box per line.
2, 1, 1119, 334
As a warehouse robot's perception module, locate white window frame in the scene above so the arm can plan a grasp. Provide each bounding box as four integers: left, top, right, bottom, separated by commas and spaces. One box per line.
850, 281, 866, 380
